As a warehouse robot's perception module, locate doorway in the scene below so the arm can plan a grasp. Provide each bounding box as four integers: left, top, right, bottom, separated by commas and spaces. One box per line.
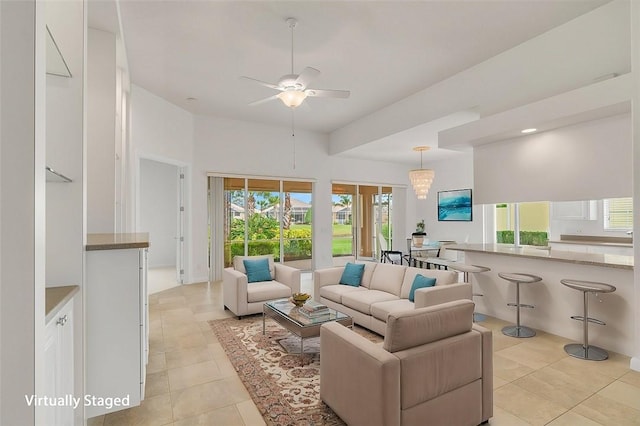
139, 158, 185, 293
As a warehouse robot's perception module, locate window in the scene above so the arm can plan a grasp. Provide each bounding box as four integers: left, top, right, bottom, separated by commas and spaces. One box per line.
604, 197, 633, 231
495, 202, 549, 246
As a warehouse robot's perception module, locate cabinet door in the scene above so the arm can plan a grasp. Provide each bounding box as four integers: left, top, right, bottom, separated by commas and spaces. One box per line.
43, 319, 60, 424
59, 302, 74, 426
44, 299, 74, 426
86, 249, 142, 417
551, 201, 597, 220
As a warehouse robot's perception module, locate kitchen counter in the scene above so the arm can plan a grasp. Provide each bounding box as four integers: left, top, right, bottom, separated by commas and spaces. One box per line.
45, 285, 79, 323
448, 243, 635, 356
86, 233, 149, 251
449, 243, 633, 269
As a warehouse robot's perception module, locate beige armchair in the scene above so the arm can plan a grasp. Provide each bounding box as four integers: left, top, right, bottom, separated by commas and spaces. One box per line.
320, 299, 492, 426
223, 255, 301, 318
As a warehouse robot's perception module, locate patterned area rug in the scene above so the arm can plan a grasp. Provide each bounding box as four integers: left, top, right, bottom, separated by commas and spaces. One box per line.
209, 316, 381, 425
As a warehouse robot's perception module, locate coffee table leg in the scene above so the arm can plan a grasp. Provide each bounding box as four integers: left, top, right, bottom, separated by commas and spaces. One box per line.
300, 337, 304, 366
262, 312, 265, 335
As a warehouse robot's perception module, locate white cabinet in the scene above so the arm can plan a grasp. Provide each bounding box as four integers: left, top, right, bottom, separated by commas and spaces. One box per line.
550, 200, 597, 220
86, 247, 148, 417
44, 298, 74, 426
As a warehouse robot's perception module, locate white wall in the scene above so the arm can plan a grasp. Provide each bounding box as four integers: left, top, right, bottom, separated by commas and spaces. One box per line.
474, 113, 632, 204
191, 115, 412, 281
130, 85, 193, 278
87, 28, 116, 233
139, 159, 178, 268
415, 153, 484, 246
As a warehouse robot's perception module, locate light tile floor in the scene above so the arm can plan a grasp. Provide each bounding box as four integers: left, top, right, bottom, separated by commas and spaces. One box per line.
88, 274, 640, 425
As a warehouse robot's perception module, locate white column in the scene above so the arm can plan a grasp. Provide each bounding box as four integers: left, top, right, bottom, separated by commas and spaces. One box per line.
0, 0, 46, 423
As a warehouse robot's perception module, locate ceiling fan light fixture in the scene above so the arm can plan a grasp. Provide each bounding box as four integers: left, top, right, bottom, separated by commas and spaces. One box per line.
409, 146, 435, 199
278, 89, 307, 108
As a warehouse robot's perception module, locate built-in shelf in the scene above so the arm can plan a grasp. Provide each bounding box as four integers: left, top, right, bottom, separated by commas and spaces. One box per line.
46, 166, 72, 183
46, 25, 72, 78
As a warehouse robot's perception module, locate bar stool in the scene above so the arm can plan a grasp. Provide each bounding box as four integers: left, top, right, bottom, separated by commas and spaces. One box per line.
449, 264, 491, 322
499, 272, 542, 338
561, 279, 616, 361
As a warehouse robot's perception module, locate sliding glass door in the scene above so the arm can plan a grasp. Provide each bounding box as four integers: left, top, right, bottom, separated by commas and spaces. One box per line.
332, 183, 394, 262
218, 176, 313, 269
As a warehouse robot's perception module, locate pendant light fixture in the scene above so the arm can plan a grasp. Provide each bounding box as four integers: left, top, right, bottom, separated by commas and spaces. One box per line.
409, 146, 435, 199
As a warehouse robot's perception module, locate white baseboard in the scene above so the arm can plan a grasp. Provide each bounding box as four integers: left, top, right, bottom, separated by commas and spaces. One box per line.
631, 357, 640, 372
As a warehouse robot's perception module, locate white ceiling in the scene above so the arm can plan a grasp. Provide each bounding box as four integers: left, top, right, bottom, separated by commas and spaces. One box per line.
109, 0, 614, 163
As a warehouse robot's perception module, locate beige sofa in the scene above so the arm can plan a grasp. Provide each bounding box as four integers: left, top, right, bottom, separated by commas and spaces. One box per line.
320, 300, 493, 426
314, 262, 472, 335
223, 255, 301, 318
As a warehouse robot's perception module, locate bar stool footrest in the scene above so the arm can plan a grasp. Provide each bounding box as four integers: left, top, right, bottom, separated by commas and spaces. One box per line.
569, 315, 606, 326
507, 303, 535, 309
564, 343, 609, 361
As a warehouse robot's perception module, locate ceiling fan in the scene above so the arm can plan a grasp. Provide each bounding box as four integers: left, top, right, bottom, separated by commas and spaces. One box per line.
242, 18, 350, 109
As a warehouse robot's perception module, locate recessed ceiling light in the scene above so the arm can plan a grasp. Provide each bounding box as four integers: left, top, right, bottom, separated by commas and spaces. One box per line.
521, 128, 537, 134
186, 97, 197, 102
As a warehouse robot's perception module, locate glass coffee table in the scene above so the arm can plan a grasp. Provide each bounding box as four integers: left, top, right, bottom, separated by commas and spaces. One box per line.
263, 299, 353, 356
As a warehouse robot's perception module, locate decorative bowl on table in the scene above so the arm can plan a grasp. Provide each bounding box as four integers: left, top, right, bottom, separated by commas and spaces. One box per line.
290, 292, 311, 307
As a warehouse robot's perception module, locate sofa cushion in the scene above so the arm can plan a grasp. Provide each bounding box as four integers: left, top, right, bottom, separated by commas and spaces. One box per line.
369, 263, 407, 296
342, 290, 399, 315
340, 263, 365, 286
383, 300, 474, 353
409, 275, 436, 302
359, 261, 378, 289
400, 267, 458, 299
234, 255, 275, 280
243, 258, 273, 283
370, 299, 415, 322
320, 284, 367, 304
247, 281, 292, 303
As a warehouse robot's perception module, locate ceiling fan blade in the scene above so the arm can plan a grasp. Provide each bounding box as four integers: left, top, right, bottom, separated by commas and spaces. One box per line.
295, 67, 320, 89
248, 94, 280, 106
240, 76, 282, 90
305, 88, 350, 99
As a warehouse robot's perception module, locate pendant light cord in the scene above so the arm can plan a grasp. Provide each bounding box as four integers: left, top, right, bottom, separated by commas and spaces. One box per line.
290, 20, 295, 74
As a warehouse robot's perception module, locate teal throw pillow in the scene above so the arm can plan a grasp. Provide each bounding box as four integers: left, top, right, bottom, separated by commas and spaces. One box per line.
243, 258, 272, 283
340, 263, 365, 287
409, 274, 436, 302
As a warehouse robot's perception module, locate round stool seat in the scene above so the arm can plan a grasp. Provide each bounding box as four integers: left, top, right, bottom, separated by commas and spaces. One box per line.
561, 278, 616, 361
449, 264, 491, 322
561, 279, 616, 294
498, 272, 542, 284
499, 272, 542, 338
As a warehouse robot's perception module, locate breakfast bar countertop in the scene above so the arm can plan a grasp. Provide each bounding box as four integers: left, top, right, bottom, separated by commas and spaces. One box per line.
86, 233, 150, 251
547, 234, 633, 248
449, 243, 634, 270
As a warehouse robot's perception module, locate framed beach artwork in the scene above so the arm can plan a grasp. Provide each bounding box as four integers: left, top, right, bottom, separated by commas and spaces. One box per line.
438, 189, 472, 221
